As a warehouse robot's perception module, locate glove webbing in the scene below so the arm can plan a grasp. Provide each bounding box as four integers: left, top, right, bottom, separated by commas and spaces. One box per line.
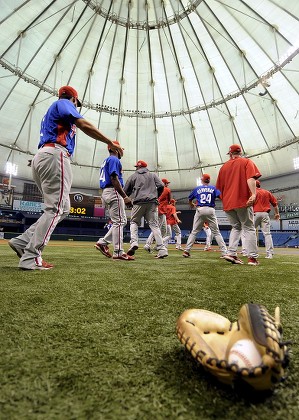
248, 304, 284, 360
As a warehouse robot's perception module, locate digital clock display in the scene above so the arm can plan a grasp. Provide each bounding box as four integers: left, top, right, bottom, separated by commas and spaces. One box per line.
70, 206, 87, 215
69, 206, 93, 217
69, 193, 98, 217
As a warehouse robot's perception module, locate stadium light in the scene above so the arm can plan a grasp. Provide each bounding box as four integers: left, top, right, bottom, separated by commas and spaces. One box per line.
5, 162, 18, 176
5, 161, 18, 190
196, 177, 202, 186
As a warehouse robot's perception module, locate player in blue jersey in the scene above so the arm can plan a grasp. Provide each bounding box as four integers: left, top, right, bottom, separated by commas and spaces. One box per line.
95, 141, 134, 260
8, 85, 123, 270
182, 174, 227, 258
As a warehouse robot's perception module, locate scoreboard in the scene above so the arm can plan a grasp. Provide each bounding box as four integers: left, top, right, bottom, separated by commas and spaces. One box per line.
69, 193, 104, 217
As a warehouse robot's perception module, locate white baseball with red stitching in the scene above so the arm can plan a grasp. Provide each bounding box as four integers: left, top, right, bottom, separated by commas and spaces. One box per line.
228, 339, 262, 368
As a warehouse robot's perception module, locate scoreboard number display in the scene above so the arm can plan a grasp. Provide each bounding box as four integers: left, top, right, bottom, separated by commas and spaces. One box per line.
69, 193, 95, 217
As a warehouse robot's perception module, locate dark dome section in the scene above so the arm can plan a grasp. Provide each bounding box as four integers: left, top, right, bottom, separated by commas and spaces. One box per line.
0, 0, 298, 189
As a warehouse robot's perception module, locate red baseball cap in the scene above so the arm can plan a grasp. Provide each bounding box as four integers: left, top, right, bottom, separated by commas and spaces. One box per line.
162, 178, 170, 184
201, 173, 210, 182
227, 144, 242, 154
134, 160, 147, 168
58, 85, 82, 107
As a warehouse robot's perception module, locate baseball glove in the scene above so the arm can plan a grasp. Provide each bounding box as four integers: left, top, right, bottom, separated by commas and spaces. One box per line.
176, 303, 290, 391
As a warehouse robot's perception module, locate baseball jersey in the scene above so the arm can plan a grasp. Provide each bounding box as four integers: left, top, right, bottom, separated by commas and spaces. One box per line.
188, 185, 220, 208
216, 157, 261, 211
39, 99, 83, 155
166, 204, 177, 225
254, 188, 278, 212
99, 155, 124, 189
124, 168, 164, 203
158, 186, 171, 215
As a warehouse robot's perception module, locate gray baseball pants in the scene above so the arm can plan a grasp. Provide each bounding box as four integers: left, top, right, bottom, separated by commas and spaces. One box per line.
164, 224, 182, 247
129, 202, 167, 256
185, 206, 227, 255
97, 187, 127, 257
12, 145, 72, 269
145, 213, 167, 246
204, 227, 212, 248
254, 211, 274, 255
226, 207, 259, 258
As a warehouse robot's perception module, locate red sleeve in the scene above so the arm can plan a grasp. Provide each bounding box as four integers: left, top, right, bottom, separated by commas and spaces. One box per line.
245, 159, 261, 180
269, 192, 278, 207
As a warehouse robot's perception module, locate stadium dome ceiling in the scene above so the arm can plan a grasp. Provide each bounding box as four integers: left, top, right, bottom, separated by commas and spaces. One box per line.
0, 0, 299, 190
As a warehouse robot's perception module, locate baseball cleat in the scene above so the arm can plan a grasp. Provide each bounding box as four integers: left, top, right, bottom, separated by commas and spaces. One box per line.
223, 255, 244, 264
154, 254, 168, 259
112, 253, 135, 261
143, 244, 152, 253
265, 254, 273, 259
95, 242, 112, 258
20, 260, 54, 270
248, 257, 260, 266
127, 245, 138, 256
182, 251, 190, 258
8, 240, 24, 258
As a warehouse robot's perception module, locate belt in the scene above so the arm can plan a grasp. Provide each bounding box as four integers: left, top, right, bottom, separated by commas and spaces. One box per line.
42, 143, 56, 148
42, 143, 70, 157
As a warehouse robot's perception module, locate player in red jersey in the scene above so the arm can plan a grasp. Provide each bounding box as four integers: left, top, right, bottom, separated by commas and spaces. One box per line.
165, 199, 182, 250
144, 178, 172, 252
216, 144, 261, 266
254, 180, 280, 259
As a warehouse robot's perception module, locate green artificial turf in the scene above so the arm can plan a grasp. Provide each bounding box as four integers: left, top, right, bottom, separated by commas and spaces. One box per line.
0, 241, 298, 420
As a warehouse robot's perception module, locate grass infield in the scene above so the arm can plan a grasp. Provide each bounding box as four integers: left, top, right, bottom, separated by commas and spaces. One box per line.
0, 240, 298, 420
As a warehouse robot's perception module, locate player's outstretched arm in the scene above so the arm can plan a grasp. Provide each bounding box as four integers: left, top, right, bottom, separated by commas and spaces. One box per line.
75, 118, 123, 157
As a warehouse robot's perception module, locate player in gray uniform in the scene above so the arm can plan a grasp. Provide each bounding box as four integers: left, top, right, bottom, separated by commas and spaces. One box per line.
124, 160, 168, 259
8, 85, 123, 270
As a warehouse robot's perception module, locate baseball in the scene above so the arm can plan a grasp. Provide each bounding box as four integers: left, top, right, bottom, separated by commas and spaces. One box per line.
228, 339, 262, 368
